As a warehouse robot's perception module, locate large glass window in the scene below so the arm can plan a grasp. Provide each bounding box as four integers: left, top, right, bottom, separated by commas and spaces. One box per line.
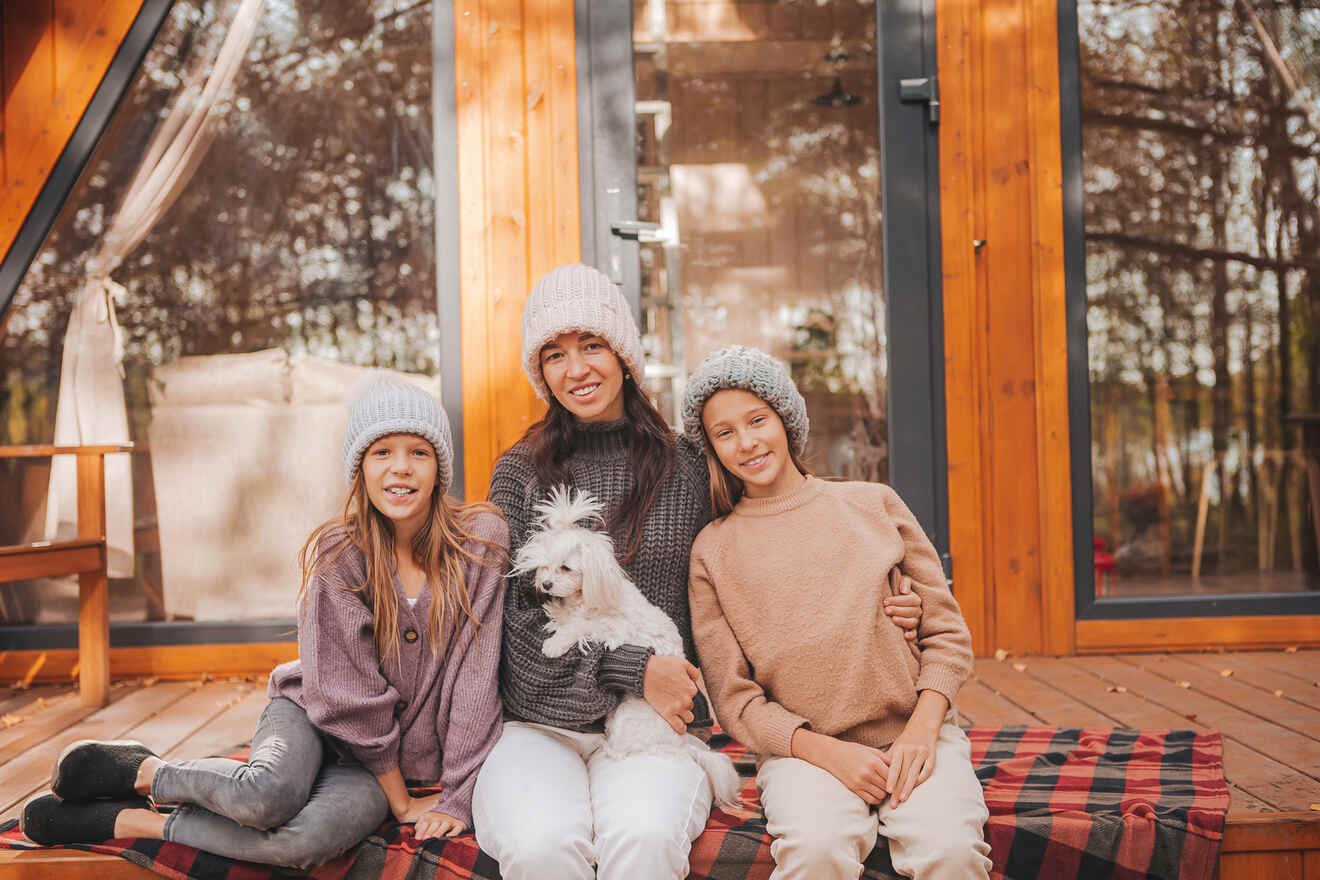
1077, 0, 1319, 600
0, 0, 439, 627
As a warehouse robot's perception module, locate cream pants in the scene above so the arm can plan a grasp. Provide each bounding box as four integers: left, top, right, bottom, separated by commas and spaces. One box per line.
471, 720, 712, 880
756, 723, 992, 880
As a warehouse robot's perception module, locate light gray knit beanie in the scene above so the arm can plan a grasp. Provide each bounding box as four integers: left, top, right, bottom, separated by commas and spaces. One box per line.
520, 263, 645, 402
342, 373, 454, 492
682, 345, 810, 456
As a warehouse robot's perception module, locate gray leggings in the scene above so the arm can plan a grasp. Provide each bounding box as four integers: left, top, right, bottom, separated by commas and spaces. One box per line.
156, 696, 390, 870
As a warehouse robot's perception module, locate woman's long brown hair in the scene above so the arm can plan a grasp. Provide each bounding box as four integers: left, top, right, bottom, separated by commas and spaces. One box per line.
520, 376, 675, 564
298, 469, 504, 671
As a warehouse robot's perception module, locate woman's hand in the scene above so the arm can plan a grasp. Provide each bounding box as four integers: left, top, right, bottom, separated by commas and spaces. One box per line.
792, 728, 890, 805
882, 690, 949, 804
884, 580, 923, 642
643, 654, 699, 734
414, 809, 466, 841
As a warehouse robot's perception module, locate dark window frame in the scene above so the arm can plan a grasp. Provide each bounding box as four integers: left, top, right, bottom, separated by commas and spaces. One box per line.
0, 0, 464, 650
1059, 0, 1320, 620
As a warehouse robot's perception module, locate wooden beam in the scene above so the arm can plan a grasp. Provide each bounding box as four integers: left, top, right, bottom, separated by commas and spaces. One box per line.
1222, 813, 1320, 853
1076, 616, 1320, 653
0, 643, 297, 684
74, 452, 108, 707
0, 444, 134, 458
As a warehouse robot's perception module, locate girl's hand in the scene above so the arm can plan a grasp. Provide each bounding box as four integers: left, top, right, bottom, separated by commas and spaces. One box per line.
643, 654, 699, 734
394, 792, 446, 824
822, 738, 892, 805
883, 581, 923, 642
792, 728, 890, 805
414, 810, 465, 841
883, 691, 949, 804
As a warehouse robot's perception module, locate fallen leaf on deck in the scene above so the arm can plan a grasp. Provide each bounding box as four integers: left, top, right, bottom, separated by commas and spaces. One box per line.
1311, 803, 1320, 811
142, 676, 160, 686
1177, 680, 1191, 688
1012, 662, 1027, 672
1, 714, 23, 728
1285, 646, 1298, 653
1273, 689, 1284, 697
1219, 668, 1233, 677
994, 649, 1009, 662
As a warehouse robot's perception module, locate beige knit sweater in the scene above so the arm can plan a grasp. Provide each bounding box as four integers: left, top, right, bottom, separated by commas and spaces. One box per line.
688, 476, 973, 757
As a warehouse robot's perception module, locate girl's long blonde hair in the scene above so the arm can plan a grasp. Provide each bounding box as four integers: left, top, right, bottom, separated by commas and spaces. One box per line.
298, 471, 504, 670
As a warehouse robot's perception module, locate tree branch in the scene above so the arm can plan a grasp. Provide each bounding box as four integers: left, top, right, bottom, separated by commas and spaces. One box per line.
1087, 230, 1320, 271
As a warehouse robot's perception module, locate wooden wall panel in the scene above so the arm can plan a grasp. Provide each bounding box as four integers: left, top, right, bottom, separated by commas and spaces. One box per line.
0, 0, 142, 266
454, 0, 579, 498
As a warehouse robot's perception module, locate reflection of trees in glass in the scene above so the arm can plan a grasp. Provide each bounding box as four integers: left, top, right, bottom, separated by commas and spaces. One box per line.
1082, 0, 1319, 579
1, 0, 436, 447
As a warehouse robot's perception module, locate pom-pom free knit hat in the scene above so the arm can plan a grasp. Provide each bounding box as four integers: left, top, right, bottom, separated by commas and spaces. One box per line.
520, 263, 645, 402
682, 345, 810, 456
342, 373, 454, 492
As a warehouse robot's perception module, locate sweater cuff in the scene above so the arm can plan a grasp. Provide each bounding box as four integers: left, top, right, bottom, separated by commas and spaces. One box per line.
597, 644, 654, 696
760, 709, 811, 758
353, 745, 399, 778
915, 663, 968, 708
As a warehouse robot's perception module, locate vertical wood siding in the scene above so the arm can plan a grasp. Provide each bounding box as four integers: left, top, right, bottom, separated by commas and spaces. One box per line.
453, 0, 580, 498
0, 1, 141, 268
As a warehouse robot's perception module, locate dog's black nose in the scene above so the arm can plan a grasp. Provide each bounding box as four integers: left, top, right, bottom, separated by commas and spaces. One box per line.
539, 580, 553, 593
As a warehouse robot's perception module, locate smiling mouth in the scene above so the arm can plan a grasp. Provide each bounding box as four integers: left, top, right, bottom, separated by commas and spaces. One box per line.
569, 384, 600, 398
385, 486, 417, 497
741, 452, 770, 469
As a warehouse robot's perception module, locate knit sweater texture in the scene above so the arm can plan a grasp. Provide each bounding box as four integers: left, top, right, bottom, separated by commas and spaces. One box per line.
689, 476, 973, 758
268, 511, 507, 827
487, 417, 712, 730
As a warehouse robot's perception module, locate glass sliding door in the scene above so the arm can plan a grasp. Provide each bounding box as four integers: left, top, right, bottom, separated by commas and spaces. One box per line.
578, 0, 947, 556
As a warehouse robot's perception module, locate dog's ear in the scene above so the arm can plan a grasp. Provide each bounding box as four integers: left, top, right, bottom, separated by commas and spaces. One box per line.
579, 532, 622, 613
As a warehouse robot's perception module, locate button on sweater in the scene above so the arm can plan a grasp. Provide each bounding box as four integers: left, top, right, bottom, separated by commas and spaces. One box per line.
268, 510, 507, 827
488, 417, 713, 731
689, 476, 973, 758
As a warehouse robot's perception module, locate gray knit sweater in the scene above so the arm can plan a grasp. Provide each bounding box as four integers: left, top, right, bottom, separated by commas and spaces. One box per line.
268, 511, 507, 827
488, 417, 712, 731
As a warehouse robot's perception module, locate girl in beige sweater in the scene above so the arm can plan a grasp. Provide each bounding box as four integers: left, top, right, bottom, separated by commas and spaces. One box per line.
682, 346, 991, 880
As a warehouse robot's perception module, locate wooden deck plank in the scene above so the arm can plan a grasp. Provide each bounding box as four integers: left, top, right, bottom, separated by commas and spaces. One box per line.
1242, 650, 1320, 685
1180, 652, 1320, 713
0, 686, 74, 719
1122, 653, 1320, 741
164, 687, 267, 762
0, 849, 153, 878
0, 682, 197, 814
1075, 656, 1320, 810
956, 679, 1044, 726
972, 658, 1122, 728
0, 683, 141, 766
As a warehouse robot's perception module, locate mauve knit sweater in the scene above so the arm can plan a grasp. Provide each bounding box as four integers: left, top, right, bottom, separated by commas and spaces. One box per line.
268, 511, 507, 827
487, 417, 713, 730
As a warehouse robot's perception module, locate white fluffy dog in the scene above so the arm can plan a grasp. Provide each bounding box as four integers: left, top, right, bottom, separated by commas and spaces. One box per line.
512, 486, 742, 808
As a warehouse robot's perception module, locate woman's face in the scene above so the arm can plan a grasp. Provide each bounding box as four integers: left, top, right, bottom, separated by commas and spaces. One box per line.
361, 433, 438, 535
540, 332, 627, 422
702, 389, 803, 498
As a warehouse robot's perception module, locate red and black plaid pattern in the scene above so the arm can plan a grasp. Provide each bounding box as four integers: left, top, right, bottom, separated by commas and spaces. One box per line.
1, 724, 1227, 880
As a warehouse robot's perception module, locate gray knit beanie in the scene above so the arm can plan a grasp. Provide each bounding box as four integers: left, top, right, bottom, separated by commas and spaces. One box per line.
682, 345, 810, 456
520, 263, 645, 402
342, 373, 454, 492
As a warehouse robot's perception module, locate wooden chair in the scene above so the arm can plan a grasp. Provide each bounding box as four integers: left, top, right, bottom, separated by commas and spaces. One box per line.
0, 443, 133, 707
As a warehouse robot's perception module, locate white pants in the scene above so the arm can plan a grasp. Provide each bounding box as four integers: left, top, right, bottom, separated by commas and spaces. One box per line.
757, 723, 991, 880
472, 720, 712, 880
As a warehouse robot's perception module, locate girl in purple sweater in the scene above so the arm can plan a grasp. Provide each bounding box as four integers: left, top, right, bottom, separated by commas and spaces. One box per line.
21, 375, 507, 871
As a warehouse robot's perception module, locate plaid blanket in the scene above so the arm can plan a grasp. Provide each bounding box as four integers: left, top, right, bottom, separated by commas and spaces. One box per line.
0, 725, 1228, 880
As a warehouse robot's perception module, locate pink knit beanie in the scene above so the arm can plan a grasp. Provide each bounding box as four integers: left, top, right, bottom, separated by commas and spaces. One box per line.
520, 263, 645, 402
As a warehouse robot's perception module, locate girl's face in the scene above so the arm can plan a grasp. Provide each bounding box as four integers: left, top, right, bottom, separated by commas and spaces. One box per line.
702, 389, 805, 498
540, 331, 626, 422
362, 433, 438, 534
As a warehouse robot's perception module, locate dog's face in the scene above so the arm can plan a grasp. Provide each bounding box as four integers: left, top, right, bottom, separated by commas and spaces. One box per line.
512, 521, 622, 612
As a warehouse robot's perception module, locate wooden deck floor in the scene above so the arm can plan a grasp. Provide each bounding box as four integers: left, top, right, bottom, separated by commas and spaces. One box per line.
0, 650, 1316, 878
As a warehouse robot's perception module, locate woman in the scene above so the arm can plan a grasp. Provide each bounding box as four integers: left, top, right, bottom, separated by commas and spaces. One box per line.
472, 263, 922, 880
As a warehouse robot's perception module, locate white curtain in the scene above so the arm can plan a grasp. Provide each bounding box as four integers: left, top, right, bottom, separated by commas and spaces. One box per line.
45, 0, 265, 576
